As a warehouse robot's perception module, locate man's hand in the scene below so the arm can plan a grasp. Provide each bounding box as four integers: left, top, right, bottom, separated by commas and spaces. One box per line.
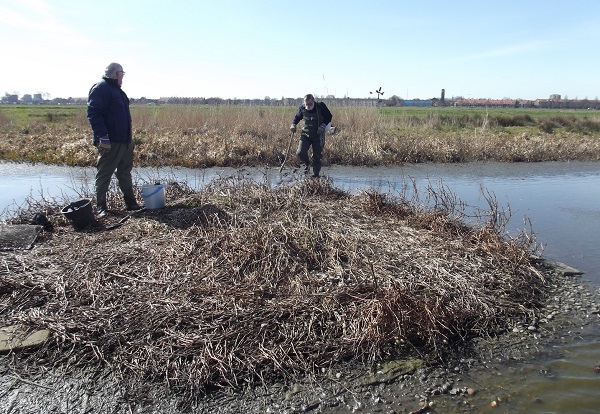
290, 124, 297, 133
317, 123, 326, 135
98, 135, 111, 155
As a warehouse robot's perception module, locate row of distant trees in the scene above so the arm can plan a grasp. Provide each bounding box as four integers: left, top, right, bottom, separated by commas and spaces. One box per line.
0, 93, 398, 107
3, 92, 599, 109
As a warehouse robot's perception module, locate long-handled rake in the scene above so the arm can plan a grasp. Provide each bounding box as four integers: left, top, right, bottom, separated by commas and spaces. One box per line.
279, 131, 294, 173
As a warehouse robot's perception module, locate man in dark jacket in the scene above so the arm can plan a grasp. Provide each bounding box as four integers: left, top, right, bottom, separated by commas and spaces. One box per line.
290, 94, 333, 178
87, 62, 142, 217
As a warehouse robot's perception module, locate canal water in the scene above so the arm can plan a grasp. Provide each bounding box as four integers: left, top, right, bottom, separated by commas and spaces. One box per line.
3, 161, 597, 286
1, 160, 599, 412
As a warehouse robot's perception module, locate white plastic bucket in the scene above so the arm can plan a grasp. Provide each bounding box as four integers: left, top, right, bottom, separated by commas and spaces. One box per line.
141, 184, 166, 209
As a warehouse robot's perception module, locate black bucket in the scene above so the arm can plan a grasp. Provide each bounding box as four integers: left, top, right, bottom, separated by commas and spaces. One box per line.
61, 199, 95, 231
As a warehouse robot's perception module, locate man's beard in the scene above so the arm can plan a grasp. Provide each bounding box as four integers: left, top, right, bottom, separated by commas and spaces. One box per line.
305, 103, 314, 110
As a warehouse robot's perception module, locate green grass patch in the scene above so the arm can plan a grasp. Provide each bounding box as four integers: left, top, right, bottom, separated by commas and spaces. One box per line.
377, 106, 600, 134
0, 104, 85, 127
377, 106, 600, 120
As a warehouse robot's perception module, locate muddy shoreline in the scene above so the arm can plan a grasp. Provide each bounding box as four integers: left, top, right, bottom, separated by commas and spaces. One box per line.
2, 263, 598, 414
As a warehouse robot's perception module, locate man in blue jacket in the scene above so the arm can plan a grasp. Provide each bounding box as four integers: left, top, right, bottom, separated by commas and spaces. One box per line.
87, 62, 142, 217
290, 94, 333, 178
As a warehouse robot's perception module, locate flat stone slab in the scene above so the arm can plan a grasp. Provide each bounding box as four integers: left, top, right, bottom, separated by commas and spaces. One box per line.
0, 325, 50, 353
546, 261, 585, 277
0, 224, 43, 250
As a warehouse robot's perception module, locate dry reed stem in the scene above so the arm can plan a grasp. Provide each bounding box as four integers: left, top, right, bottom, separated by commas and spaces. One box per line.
1, 177, 547, 398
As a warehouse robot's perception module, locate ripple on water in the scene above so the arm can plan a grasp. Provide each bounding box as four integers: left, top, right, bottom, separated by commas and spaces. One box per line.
454, 341, 600, 414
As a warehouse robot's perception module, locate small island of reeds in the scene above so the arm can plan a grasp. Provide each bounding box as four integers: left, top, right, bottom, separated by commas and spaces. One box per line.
1, 176, 549, 401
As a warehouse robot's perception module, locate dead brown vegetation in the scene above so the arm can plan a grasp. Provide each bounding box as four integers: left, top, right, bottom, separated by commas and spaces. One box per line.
1, 177, 546, 399
1, 105, 599, 167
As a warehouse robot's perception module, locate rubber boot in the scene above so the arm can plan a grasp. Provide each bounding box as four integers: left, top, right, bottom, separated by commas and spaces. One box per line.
312, 163, 321, 178
123, 192, 143, 211
96, 193, 108, 218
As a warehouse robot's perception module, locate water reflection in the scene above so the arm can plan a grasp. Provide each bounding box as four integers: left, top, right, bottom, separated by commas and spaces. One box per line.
449, 338, 600, 414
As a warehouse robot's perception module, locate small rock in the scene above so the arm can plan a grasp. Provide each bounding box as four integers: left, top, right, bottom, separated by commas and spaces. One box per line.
449, 387, 461, 395
0, 325, 50, 352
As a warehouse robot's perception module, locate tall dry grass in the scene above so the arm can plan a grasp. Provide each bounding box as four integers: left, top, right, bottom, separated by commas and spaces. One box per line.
0, 104, 599, 167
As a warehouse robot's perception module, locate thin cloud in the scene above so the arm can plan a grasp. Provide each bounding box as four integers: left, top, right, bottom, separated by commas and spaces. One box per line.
475, 40, 551, 59
0, 5, 39, 29
0, 1, 86, 42
440, 39, 552, 66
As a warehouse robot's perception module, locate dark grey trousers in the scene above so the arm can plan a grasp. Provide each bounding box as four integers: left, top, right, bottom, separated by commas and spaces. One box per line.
296, 135, 324, 176
95, 141, 136, 207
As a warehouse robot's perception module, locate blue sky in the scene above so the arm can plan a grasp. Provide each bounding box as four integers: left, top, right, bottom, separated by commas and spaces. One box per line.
1, 0, 599, 101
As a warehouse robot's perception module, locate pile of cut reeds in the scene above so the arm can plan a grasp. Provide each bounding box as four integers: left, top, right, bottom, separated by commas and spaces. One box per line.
1, 177, 546, 396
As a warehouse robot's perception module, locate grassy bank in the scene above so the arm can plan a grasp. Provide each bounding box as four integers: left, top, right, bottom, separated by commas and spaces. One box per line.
1, 177, 548, 399
1, 104, 599, 167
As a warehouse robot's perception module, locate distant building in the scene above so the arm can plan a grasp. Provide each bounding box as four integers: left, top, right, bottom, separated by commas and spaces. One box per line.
1, 94, 19, 103
404, 99, 433, 107
454, 99, 518, 108
535, 98, 599, 109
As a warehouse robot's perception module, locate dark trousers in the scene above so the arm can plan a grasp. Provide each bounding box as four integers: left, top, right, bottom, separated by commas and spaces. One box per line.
95, 141, 136, 207
296, 135, 323, 176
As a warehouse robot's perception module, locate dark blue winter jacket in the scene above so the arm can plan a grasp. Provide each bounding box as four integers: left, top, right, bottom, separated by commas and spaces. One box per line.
87, 77, 132, 144
292, 101, 333, 126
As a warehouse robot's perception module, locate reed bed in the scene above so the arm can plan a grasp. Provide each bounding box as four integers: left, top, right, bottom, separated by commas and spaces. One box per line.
1, 105, 599, 167
1, 177, 546, 398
